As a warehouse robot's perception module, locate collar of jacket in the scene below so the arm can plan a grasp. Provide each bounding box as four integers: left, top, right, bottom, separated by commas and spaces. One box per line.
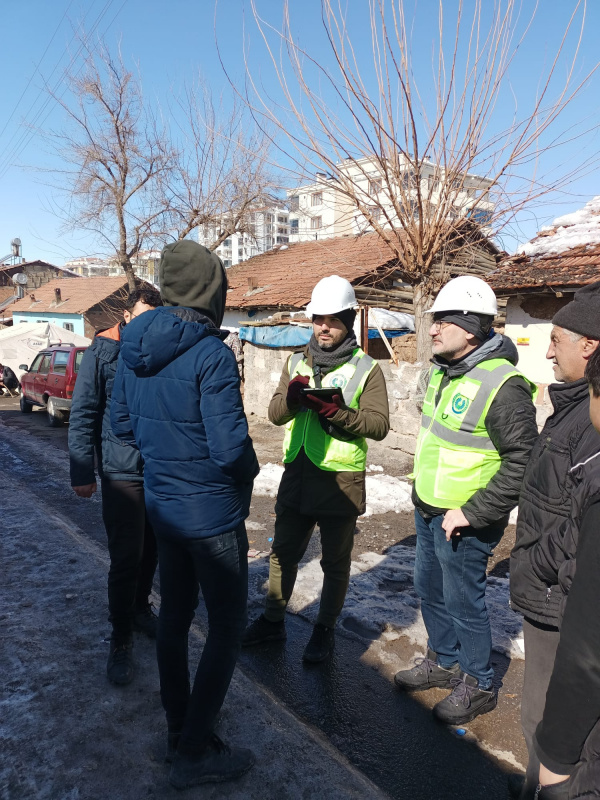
548, 377, 589, 412
97, 321, 122, 342
165, 306, 228, 340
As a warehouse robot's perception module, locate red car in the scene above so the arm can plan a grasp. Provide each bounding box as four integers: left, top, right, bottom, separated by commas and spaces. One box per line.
19, 344, 87, 427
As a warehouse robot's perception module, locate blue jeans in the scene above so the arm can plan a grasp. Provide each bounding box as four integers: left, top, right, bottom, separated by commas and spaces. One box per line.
155, 524, 248, 755
413, 511, 500, 689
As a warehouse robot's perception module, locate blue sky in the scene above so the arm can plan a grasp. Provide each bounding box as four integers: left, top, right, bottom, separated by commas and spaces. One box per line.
0, 0, 598, 265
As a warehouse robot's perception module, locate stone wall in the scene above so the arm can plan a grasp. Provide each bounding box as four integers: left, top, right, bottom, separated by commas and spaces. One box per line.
242, 340, 554, 457
242, 341, 425, 454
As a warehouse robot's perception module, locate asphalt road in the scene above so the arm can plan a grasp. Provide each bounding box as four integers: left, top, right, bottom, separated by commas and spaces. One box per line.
0, 395, 519, 799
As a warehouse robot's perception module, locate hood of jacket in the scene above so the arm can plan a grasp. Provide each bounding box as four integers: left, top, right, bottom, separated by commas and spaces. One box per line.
91, 325, 123, 363
431, 332, 518, 378
120, 306, 226, 377
159, 240, 227, 326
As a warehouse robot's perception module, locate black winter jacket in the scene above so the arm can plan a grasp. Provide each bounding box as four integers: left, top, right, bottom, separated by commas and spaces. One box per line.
69, 326, 143, 486
510, 378, 600, 626
534, 499, 600, 797
413, 334, 539, 530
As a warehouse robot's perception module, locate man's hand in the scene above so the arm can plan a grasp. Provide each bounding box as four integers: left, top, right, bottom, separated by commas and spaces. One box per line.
442, 508, 470, 541
539, 764, 570, 787
286, 375, 310, 409
303, 392, 343, 418
72, 483, 97, 498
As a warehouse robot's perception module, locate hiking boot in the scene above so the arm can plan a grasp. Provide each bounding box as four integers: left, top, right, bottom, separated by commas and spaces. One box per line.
394, 648, 460, 691
106, 638, 134, 685
432, 672, 497, 725
302, 623, 335, 663
169, 734, 255, 789
133, 604, 158, 639
242, 614, 286, 647
165, 732, 181, 764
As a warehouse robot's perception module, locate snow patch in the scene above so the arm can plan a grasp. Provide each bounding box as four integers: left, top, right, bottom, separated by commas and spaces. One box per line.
516, 195, 600, 257
248, 543, 524, 659
253, 464, 414, 516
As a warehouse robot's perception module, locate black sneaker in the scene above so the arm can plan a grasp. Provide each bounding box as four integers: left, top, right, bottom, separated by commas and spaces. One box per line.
242, 614, 286, 647
169, 734, 255, 789
133, 604, 158, 639
432, 672, 497, 725
302, 623, 335, 663
106, 638, 134, 685
394, 648, 460, 691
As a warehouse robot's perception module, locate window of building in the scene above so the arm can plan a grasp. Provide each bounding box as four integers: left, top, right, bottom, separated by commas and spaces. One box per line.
369, 206, 382, 221
369, 179, 382, 196
276, 236, 289, 244
277, 215, 287, 223
289, 195, 299, 211
400, 170, 416, 190
63, 322, 74, 332
290, 219, 299, 231
469, 208, 493, 226
310, 216, 322, 229
311, 192, 323, 207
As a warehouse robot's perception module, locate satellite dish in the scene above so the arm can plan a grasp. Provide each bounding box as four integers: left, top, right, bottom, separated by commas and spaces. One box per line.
12, 273, 28, 285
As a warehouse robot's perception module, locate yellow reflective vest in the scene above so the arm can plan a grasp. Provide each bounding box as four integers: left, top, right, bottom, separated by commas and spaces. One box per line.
282, 348, 377, 472
412, 358, 536, 508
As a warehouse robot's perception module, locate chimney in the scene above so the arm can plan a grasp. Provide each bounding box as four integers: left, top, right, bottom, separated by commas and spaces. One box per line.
54, 287, 61, 303
248, 277, 258, 291
29, 293, 36, 302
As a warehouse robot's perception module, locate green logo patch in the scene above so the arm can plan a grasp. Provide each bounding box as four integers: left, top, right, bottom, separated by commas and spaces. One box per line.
331, 375, 348, 390
451, 394, 469, 414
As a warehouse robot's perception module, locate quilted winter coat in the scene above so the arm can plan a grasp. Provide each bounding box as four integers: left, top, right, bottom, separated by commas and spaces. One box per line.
111, 306, 259, 539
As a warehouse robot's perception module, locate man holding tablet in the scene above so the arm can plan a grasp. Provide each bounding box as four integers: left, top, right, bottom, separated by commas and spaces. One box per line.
243, 275, 389, 662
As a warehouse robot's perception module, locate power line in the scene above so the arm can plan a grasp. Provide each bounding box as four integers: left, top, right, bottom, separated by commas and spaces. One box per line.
0, 0, 76, 144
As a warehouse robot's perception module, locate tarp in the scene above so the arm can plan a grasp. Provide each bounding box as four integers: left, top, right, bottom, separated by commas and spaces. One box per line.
0, 322, 91, 379
368, 329, 410, 340
239, 324, 312, 348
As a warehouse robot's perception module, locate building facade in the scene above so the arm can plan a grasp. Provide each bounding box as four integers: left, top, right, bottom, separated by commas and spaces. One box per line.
287, 156, 494, 243
198, 207, 290, 268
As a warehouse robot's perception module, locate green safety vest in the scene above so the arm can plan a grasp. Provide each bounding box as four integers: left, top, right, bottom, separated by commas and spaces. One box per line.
282, 348, 377, 472
412, 358, 536, 508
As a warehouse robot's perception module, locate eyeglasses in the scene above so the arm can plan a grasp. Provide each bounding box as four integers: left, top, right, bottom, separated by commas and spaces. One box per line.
431, 320, 453, 333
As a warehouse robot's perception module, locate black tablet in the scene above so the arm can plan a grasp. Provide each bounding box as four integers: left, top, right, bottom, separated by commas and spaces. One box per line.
301, 387, 340, 399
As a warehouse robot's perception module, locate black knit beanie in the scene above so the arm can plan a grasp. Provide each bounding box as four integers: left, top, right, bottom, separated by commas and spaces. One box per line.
332, 308, 357, 335
434, 311, 494, 340
552, 281, 600, 339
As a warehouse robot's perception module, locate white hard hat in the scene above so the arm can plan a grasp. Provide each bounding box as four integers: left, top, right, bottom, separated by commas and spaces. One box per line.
305, 275, 358, 317
427, 275, 498, 316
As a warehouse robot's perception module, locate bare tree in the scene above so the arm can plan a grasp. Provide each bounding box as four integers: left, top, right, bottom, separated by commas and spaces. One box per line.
47, 43, 172, 291
237, 0, 598, 360
160, 82, 281, 249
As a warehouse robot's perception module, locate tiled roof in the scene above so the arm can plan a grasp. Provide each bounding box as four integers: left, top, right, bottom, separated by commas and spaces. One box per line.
8, 276, 129, 315
488, 242, 600, 294
226, 234, 404, 310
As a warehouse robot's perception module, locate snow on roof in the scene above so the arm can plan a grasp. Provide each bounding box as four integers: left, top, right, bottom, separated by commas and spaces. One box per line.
517, 195, 600, 258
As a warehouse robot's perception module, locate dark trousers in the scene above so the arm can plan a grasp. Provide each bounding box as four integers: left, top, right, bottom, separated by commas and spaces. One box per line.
265, 503, 357, 628
520, 617, 561, 799
156, 524, 248, 755
101, 478, 158, 641
413, 511, 500, 689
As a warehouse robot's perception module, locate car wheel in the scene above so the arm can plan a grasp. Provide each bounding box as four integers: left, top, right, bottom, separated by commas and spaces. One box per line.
20, 394, 33, 413
47, 397, 64, 427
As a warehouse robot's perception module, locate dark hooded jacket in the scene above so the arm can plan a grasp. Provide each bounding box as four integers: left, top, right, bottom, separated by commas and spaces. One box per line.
69, 324, 143, 486
110, 306, 259, 540
413, 333, 539, 531
510, 378, 600, 625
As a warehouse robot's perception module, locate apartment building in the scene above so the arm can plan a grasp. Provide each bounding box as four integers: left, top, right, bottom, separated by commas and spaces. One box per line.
64, 251, 161, 284
287, 156, 494, 243
198, 207, 290, 268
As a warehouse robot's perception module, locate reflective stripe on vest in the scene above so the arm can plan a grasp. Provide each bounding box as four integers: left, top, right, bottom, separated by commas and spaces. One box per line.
282, 348, 377, 472
413, 358, 536, 507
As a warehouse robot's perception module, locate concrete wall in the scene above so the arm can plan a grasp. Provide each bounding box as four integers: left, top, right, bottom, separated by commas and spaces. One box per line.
13, 311, 85, 337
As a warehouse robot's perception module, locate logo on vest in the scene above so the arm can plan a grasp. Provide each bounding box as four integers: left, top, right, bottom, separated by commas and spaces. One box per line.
451, 394, 470, 414
330, 375, 348, 390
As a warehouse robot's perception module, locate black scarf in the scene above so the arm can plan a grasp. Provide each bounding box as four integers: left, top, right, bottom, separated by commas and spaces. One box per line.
308, 332, 358, 374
